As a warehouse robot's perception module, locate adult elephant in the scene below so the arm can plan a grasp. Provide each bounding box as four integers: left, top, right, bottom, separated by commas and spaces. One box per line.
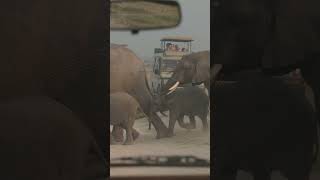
110, 44, 169, 139
162, 51, 210, 95
1, 0, 107, 159
0, 96, 106, 180
212, 1, 320, 131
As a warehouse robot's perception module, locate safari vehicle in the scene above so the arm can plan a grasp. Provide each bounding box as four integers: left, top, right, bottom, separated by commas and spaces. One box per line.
110, 0, 210, 180
151, 36, 193, 94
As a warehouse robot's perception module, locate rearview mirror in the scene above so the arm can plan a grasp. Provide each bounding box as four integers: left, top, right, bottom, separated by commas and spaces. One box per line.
110, 0, 181, 30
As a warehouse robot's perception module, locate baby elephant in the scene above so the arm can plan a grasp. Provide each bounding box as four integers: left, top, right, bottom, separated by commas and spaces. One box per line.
110, 92, 140, 145
156, 86, 209, 137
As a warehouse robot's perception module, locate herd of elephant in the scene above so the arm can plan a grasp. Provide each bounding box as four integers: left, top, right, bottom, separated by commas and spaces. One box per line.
109, 44, 210, 145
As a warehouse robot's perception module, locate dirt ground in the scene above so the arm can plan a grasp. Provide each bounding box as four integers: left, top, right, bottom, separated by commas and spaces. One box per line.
110, 112, 210, 160
110, 111, 320, 179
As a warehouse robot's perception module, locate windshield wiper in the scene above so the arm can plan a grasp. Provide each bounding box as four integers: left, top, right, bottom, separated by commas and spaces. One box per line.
110, 155, 210, 167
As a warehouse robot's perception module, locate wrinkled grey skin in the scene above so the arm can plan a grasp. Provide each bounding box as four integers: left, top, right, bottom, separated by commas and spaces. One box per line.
213, 75, 318, 180
0, 96, 106, 180
162, 51, 210, 95
110, 92, 141, 145
110, 45, 169, 140
212, 0, 320, 146
0, 0, 107, 159
155, 86, 209, 137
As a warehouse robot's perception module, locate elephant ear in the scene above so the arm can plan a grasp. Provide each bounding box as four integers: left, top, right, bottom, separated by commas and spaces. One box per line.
192, 60, 210, 84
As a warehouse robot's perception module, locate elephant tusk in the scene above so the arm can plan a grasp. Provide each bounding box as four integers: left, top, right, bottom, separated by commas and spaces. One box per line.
168, 81, 180, 91
166, 89, 175, 95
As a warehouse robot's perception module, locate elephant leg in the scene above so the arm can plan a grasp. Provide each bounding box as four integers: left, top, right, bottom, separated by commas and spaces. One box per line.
123, 117, 135, 145
112, 125, 124, 142
178, 115, 184, 124
189, 115, 196, 129
132, 128, 140, 141
168, 112, 178, 137
123, 127, 134, 145
205, 80, 210, 97
177, 115, 194, 129
177, 115, 186, 128
177, 115, 196, 129
131, 83, 169, 138
199, 115, 209, 132
149, 112, 169, 139
148, 121, 152, 130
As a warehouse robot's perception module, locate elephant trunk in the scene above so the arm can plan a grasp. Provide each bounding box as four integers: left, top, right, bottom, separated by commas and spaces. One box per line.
149, 112, 169, 138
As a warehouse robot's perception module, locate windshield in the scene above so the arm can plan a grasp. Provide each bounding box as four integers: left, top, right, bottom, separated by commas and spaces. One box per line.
110, 0, 210, 177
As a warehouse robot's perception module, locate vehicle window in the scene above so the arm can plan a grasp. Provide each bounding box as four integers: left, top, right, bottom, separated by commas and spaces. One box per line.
164, 41, 190, 52
110, 0, 210, 177
162, 60, 177, 71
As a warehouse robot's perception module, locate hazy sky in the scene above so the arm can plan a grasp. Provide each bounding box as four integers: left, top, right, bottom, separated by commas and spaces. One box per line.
110, 0, 210, 60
